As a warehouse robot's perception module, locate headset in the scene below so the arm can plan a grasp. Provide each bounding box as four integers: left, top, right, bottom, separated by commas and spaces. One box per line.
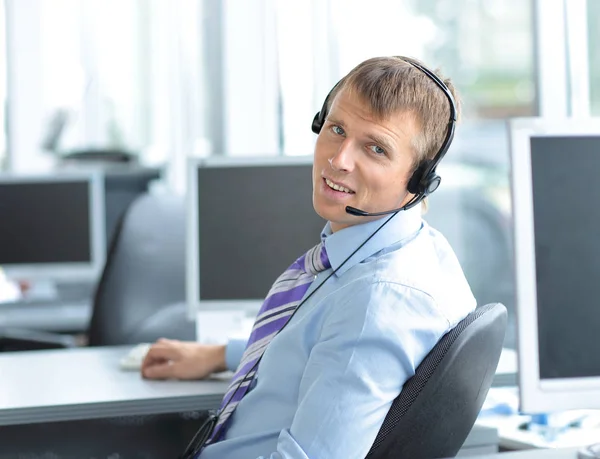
179, 57, 457, 459
311, 56, 458, 216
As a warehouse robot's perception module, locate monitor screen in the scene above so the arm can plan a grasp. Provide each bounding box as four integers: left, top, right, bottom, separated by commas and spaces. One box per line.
510, 118, 600, 412
530, 136, 600, 380
0, 174, 105, 281
191, 158, 326, 303
0, 181, 91, 264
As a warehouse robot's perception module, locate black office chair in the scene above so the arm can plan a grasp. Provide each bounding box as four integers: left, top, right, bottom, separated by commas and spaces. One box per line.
365, 302, 507, 459
87, 192, 194, 346
0, 193, 195, 351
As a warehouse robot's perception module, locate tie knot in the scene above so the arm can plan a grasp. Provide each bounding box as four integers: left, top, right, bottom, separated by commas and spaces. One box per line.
302, 242, 331, 276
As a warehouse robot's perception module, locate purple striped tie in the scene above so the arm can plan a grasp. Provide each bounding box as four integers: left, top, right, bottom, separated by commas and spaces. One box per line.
208, 241, 331, 444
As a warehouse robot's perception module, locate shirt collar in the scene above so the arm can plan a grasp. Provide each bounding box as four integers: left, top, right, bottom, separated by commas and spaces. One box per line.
320, 205, 423, 277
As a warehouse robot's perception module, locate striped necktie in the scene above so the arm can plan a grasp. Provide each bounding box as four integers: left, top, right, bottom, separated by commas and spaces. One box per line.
208, 241, 331, 444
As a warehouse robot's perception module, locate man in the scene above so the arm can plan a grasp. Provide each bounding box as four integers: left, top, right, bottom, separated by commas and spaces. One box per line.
142, 56, 476, 459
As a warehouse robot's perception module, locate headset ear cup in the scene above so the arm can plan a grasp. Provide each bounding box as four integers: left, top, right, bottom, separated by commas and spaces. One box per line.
312, 112, 323, 134
407, 171, 441, 197
406, 162, 428, 194
425, 174, 441, 195
406, 173, 420, 195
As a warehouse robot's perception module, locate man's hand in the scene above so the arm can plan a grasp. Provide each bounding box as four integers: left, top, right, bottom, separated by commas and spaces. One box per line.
141, 338, 227, 380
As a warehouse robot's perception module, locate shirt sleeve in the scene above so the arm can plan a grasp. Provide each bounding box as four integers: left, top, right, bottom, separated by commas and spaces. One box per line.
225, 338, 248, 372
254, 280, 451, 459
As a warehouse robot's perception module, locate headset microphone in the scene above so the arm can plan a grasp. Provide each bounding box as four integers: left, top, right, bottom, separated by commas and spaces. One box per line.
344, 166, 443, 217
345, 192, 426, 217
345, 206, 401, 217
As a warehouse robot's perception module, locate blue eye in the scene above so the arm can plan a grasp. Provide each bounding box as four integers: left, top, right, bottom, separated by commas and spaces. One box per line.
332, 125, 345, 136
369, 145, 386, 155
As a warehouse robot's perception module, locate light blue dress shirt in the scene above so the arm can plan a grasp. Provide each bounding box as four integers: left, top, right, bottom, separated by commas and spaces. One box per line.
199, 206, 476, 459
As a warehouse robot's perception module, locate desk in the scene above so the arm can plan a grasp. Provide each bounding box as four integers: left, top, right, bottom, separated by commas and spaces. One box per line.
0, 346, 228, 458
0, 345, 229, 426
456, 447, 581, 458
0, 345, 498, 457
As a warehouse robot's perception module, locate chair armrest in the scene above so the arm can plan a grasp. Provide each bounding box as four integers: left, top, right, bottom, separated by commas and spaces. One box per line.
0, 327, 79, 351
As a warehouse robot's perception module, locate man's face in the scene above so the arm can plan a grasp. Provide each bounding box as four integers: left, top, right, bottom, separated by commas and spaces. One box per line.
312, 88, 420, 232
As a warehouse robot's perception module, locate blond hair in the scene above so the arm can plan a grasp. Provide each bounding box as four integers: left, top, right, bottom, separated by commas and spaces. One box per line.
326, 55, 460, 179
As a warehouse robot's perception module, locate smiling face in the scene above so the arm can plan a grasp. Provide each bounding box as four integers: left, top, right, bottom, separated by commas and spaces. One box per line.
312, 88, 422, 232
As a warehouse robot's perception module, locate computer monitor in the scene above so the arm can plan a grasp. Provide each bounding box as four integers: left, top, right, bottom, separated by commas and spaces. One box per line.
0, 172, 106, 283
187, 156, 326, 316
509, 118, 600, 414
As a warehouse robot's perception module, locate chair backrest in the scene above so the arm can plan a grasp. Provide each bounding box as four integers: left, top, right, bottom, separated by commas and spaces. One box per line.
87, 193, 193, 346
365, 302, 507, 459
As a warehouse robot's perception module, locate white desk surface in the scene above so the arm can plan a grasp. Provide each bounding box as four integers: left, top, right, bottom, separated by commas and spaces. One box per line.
0, 345, 229, 426
0, 345, 497, 449
458, 447, 581, 458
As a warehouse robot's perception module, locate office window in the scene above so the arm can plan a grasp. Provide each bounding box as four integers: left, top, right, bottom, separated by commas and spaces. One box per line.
0, 0, 7, 170
413, 0, 535, 120
33, 0, 171, 157
5, 0, 206, 189
589, 0, 600, 116
334, 0, 535, 120
276, 0, 534, 158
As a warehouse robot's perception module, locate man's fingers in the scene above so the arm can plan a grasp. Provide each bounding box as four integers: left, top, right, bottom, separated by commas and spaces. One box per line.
142, 361, 175, 379
140, 344, 181, 373
144, 342, 181, 362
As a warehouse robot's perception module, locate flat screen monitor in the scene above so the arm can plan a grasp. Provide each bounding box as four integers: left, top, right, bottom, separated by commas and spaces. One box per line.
187, 156, 326, 315
509, 118, 600, 413
0, 173, 106, 282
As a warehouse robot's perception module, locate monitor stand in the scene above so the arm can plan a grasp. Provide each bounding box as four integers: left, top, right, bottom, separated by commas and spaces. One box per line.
579, 444, 600, 458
